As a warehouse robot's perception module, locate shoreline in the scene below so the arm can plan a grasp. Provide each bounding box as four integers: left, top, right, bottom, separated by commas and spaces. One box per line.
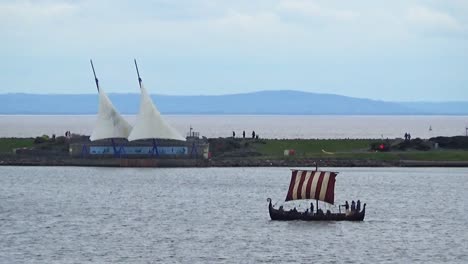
2, 136, 468, 168
2, 155, 468, 168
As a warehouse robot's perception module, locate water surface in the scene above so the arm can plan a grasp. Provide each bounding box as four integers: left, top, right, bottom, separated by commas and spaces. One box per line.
1, 115, 467, 139
0, 167, 467, 263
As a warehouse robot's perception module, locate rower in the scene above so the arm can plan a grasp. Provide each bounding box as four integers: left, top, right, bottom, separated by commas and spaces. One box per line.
357, 200, 361, 212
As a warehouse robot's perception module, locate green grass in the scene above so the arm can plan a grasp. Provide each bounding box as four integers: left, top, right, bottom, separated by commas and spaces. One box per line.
251, 139, 468, 161
254, 139, 379, 156
0, 138, 35, 154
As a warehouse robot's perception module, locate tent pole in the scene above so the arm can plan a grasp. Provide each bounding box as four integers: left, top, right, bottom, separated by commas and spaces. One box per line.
134, 59, 143, 89
90, 59, 100, 92
152, 138, 159, 157
111, 138, 119, 157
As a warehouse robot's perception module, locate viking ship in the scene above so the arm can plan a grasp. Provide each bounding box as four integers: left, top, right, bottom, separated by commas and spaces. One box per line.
267, 169, 366, 221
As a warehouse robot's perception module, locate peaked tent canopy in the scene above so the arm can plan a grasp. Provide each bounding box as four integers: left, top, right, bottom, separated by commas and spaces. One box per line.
128, 83, 186, 141
90, 89, 132, 141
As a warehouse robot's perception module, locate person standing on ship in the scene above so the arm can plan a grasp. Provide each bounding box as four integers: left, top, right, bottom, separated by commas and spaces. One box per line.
344, 201, 349, 214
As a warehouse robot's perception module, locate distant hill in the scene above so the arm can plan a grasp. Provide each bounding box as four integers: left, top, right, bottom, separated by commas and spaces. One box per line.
1, 90, 467, 115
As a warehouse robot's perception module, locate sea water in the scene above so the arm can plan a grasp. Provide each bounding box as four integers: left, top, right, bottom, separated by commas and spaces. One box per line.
0, 166, 467, 263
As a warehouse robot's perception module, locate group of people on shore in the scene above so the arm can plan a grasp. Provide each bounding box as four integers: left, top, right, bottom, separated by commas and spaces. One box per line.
404, 133, 412, 141
232, 130, 259, 139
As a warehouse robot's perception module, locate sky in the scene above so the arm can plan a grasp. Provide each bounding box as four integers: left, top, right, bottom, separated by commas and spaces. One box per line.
1, 0, 468, 101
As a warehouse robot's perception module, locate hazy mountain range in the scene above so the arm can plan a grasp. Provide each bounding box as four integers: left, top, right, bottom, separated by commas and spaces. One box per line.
1, 90, 468, 115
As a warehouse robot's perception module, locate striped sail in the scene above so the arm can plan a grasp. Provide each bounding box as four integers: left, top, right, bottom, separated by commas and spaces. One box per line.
285, 170, 337, 204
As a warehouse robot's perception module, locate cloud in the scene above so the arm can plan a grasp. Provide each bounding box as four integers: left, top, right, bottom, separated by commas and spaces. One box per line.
406, 6, 465, 35
215, 11, 279, 30
1, 0, 467, 58
277, 0, 359, 21
0, 0, 78, 23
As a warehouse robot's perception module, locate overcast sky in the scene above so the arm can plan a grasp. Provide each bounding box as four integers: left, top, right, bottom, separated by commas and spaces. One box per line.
1, 0, 467, 101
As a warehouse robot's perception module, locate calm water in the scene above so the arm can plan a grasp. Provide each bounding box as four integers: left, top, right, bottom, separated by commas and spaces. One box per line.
1, 115, 468, 139
0, 167, 467, 263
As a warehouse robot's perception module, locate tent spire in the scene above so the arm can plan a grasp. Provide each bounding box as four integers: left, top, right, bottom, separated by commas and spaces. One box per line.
90, 59, 100, 92
89, 59, 132, 141
134, 58, 142, 89
128, 59, 186, 141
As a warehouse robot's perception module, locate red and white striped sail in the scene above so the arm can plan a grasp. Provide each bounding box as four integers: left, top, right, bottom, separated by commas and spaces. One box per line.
285, 170, 337, 204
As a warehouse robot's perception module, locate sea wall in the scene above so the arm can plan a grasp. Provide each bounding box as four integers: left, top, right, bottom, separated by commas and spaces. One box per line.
0, 155, 209, 167
2, 154, 468, 167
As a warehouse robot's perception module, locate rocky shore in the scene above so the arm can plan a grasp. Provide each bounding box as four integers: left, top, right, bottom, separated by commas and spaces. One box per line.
2, 154, 468, 167
2, 136, 468, 167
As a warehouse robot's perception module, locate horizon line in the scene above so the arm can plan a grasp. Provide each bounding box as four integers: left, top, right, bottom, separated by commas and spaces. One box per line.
2, 90, 468, 103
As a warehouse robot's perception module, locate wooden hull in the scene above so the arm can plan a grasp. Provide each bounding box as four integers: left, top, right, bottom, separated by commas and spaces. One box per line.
268, 201, 365, 221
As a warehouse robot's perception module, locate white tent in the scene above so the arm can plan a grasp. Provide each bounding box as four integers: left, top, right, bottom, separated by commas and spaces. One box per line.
128, 83, 185, 141
90, 88, 132, 141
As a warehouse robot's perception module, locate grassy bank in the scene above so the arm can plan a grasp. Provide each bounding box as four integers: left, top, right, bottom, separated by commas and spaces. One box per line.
250, 139, 468, 161
0, 138, 34, 154
255, 139, 377, 155
2, 137, 468, 163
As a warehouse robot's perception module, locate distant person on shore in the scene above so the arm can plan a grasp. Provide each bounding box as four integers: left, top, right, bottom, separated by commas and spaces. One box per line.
408, 133, 411, 140
310, 202, 314, 213
252, 130, 256, 139
243, 131, 245, 138
404, 133, 408, 141
232, 131, 235, 138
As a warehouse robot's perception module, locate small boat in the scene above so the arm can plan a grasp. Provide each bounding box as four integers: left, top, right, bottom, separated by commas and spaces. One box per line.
267, 169, 366, 221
